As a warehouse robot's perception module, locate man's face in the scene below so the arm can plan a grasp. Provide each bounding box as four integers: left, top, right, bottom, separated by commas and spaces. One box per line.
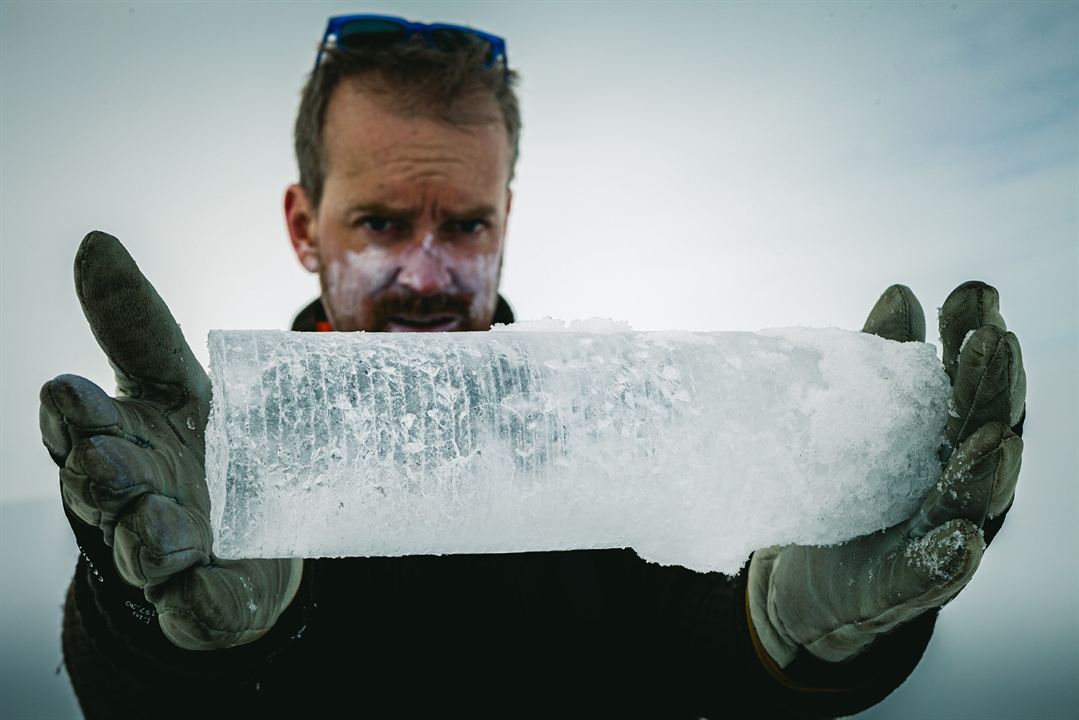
286, 79, 512, 332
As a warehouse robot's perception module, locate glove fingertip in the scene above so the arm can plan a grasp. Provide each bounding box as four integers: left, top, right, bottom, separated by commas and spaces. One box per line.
74, 231, 126, 298
940, 281, 1002, 327
71, 232, 211, 403
862, 284, 926, 343
157, 606, 227, 651
904, 520, 984, 604
939, 281, 1006, 381
154, 566, 273, 650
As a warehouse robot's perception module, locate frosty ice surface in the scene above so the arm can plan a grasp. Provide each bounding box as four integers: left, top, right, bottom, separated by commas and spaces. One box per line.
206, 324, 951, 574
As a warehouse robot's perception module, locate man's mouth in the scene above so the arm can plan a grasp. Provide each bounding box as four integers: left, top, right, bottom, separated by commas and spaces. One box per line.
385, 315, 462, 332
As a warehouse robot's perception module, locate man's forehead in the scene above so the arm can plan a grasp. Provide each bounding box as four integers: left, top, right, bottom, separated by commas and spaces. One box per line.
323, 80, 508, 167
343, 196, 500, 220
331, 149, 504, 213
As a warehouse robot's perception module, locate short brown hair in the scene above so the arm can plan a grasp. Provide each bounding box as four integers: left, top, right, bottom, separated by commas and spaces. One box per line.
294, 35, 521, 208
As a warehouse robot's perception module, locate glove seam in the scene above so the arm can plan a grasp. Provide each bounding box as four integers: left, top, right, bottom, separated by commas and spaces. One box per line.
807, 564, 971, 657
137, 545, 209, 584
900, 285, 914, 339
160, 605, 278, 639
955, 334, 1007, 443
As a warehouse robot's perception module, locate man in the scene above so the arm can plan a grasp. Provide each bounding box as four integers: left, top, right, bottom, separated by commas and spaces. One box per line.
40, 15, 1025, 719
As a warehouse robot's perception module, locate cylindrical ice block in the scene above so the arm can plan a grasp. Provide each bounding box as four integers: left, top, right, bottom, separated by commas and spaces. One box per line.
206, 323, 951, 574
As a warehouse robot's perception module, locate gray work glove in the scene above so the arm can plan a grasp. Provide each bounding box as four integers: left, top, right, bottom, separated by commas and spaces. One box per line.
748, 282, 1025, 668
40, 231, 302, 650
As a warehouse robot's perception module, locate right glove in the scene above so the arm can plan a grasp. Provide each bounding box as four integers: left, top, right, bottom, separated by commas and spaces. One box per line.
747, 282, 1024, 669
40, 231, 302, 650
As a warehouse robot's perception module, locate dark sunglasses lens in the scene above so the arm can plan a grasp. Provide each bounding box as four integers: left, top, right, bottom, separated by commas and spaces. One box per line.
431, 28, 500, 66
338, 19, 407, 49
431, 28, 483, 54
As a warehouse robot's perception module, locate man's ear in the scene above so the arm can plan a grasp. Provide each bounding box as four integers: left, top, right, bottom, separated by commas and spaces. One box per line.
285, 184, 319, 273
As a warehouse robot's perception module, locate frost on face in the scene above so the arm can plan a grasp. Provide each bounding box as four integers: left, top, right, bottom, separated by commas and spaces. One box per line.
321, 241, 502, 332
458, 248, 501, 328
321, 248, 394, 331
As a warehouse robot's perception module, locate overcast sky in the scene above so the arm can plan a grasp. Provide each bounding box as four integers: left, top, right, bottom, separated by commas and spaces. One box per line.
1, 1, 1076, 717
2, 0, 1074, 497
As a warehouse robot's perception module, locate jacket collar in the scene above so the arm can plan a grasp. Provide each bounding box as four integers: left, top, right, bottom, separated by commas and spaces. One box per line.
290, 295, 516, 332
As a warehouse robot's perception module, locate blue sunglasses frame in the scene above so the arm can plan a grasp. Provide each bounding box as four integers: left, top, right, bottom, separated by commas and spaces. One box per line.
314, 14, 509, 73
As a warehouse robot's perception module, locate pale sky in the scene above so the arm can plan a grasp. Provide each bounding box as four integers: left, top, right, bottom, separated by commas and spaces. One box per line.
1, 2, 1076, 717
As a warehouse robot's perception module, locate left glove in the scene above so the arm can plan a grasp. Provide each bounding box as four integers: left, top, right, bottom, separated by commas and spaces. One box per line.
748, 282, 1025, 667
40, 231, 303, 650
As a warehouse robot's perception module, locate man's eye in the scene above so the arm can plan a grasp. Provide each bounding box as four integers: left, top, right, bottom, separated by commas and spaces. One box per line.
450, 219, 488, 235
360, 217, 395, 232
357, 217, 413, 242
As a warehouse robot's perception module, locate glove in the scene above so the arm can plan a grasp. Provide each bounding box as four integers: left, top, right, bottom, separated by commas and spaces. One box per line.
40, 231, 303, 651
748, 282, 1025, 668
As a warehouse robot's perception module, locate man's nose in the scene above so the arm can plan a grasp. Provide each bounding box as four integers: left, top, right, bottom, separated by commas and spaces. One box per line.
397, 236, 453, 295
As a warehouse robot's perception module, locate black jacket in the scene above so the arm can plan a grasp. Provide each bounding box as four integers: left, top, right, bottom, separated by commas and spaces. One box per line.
60, 297, 939, 719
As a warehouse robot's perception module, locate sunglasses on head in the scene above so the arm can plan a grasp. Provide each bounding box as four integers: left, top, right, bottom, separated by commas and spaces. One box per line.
314, 14, 509, 73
